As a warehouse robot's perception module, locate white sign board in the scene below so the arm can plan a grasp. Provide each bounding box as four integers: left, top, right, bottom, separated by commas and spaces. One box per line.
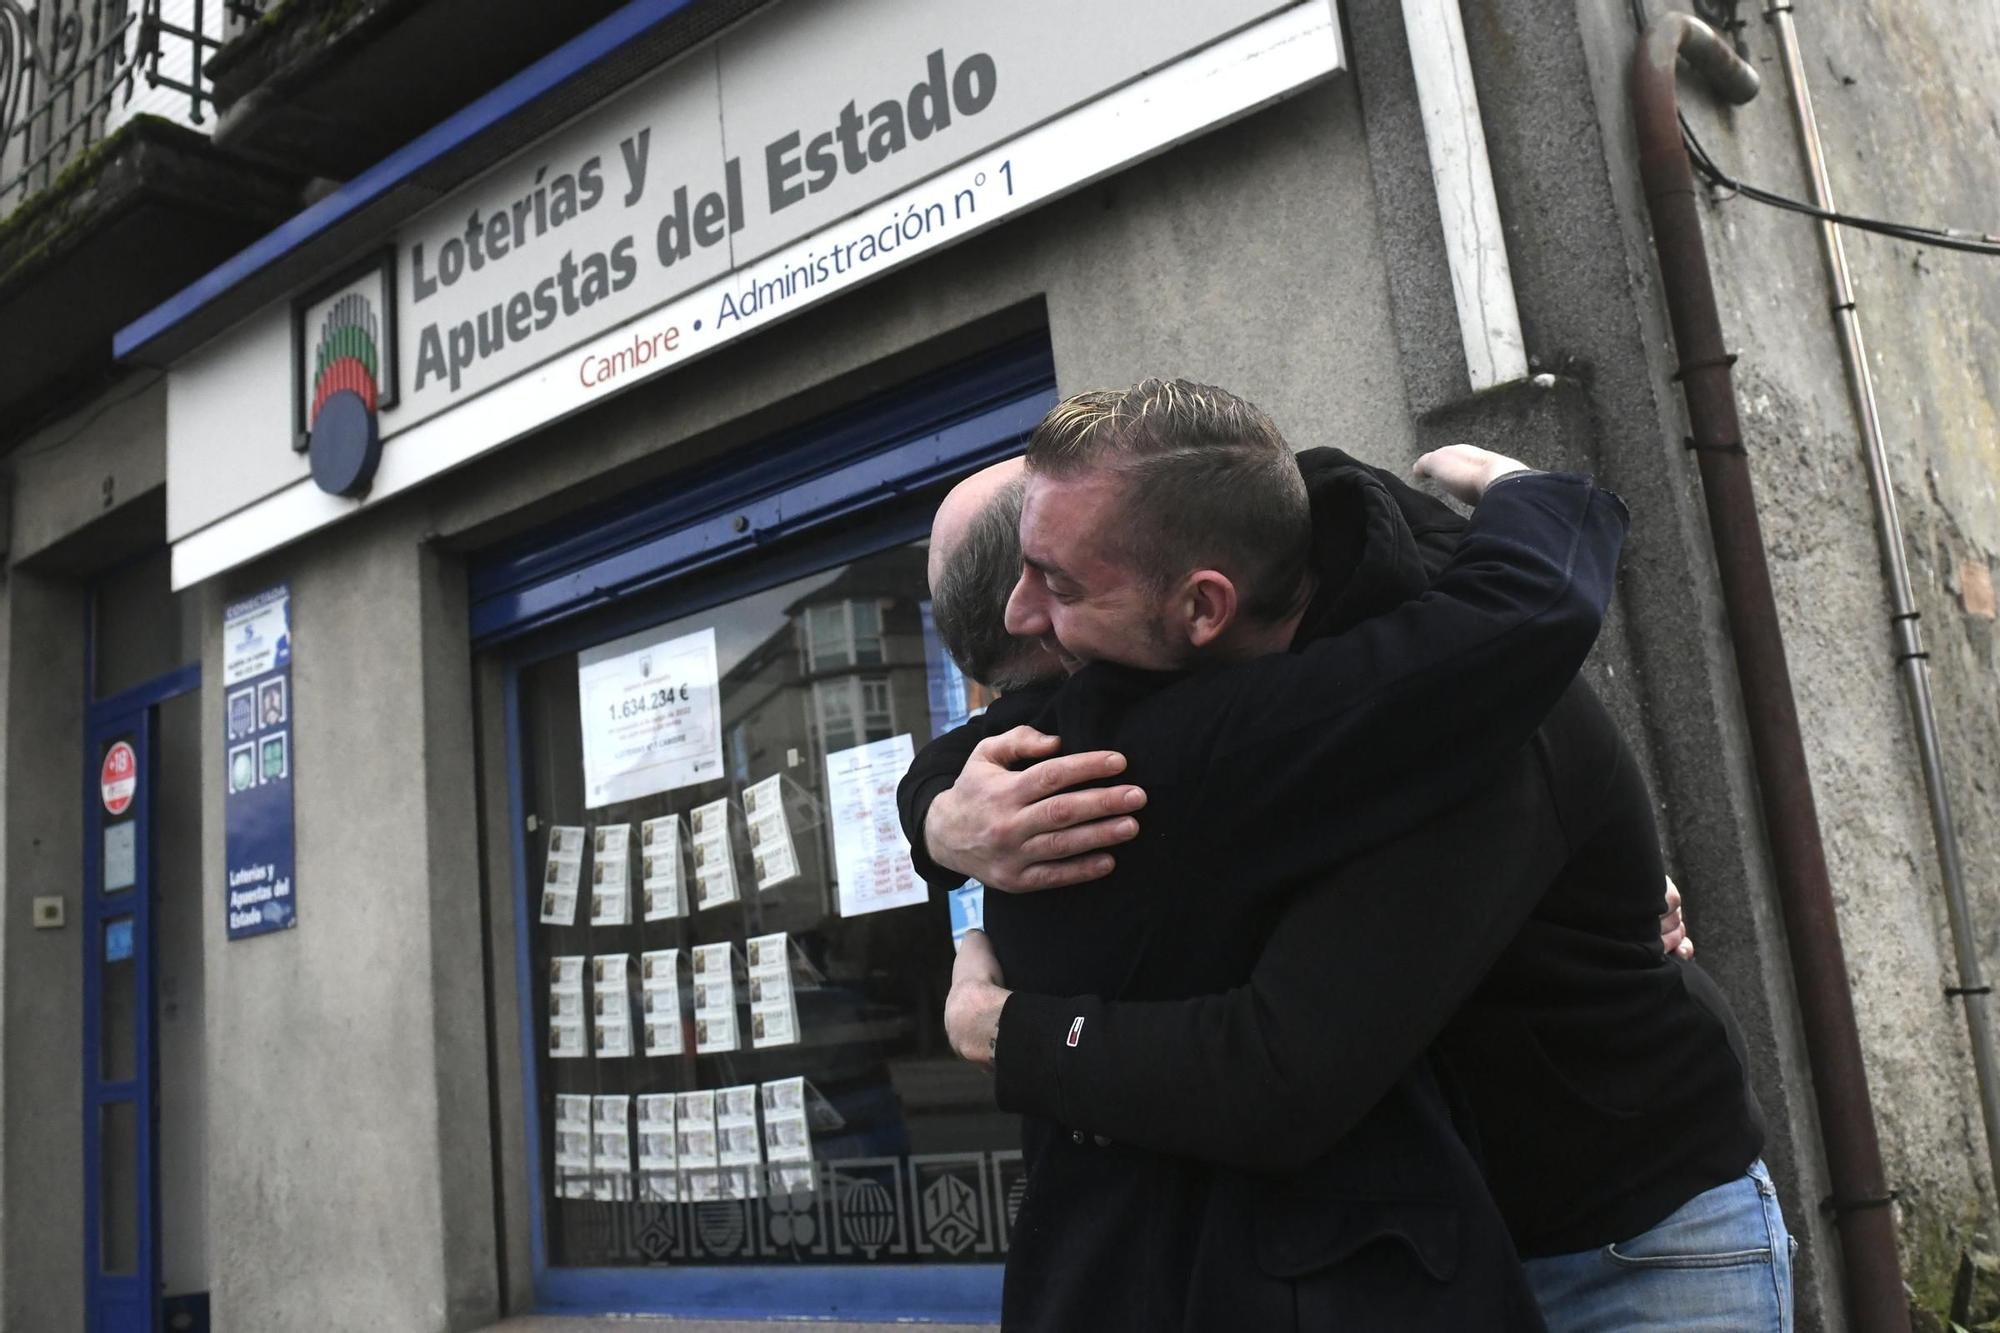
825, 733, 925, 918
163, 0, 1344, 587
577, 625, 723, 807
221, 586, 291, 685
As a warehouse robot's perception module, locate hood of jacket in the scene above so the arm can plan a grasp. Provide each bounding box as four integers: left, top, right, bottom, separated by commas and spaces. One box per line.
1291, 446, 1468, 643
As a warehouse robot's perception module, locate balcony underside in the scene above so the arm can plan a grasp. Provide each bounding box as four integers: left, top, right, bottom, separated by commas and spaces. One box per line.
0, 116, 298, 440
206, 0, 637, 178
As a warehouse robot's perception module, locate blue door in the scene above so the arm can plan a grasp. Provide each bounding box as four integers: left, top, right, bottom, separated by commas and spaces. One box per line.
85, 665, 199, 1333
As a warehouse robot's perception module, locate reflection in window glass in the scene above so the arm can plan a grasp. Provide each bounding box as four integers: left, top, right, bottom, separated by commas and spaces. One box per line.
102, 916, 137, 1083
852, 601, 884, 666
101, 1100, 139, 1274
519, 542, 1019, 1270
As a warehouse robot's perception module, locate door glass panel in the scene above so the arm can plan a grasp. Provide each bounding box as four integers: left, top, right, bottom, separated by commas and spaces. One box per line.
104, 821, 137, 893
102, 915, 137, 1083
100, 1100, 139, 1274
519, 541, 1015, 1270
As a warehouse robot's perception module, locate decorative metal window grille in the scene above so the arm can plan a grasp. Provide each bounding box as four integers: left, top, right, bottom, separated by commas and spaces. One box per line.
0, 0, 264, 216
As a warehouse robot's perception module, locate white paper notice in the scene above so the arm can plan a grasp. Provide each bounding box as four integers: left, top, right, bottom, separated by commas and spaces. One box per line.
690, 799, 739, 910
577, 625, 724, 808
548, 955, 588, 1059
826, 734, 926, 918
677, 1090, 720, 1200
589, 824, 632, 926
592, 1095, 633, 1200
591, 954, 633, 1059
743, 775, 801, 890
636, 1093, 679, 1202
539, 825, 586, 925
747, 931, 801, 1049
554, 1093, 593, 1199
221, 586, 290, 686
639, 816, 686, 920
640, 948, 684, 1057
691, 941, 739, 1053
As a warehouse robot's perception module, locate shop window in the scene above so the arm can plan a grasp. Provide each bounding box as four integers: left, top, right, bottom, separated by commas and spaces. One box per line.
481, 334, 1055, 1317
516, 536, 1018, 1279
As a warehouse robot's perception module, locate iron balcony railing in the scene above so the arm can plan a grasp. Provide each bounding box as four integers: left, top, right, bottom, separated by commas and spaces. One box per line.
0, 0, 265, 218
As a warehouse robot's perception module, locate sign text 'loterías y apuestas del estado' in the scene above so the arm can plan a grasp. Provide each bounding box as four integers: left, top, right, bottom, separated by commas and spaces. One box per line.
407, 49, 996, 398
162, 0, 1341, 588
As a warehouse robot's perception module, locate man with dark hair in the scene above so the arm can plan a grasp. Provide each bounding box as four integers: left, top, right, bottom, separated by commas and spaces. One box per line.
904, 379, 1787, 1332
927, 460, 1051, 692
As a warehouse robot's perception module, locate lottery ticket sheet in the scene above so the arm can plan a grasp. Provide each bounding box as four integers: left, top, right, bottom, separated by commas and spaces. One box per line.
690, 798, 739, 910
538, 825, 586, 925
554, 1093, 592, 1198
589, 823, 632, 926
591, 953, 633, 1059
639, 947, 684, 1057
636, 1093, 679, 1202
548, 955, 589, 1059
761, 1076, 816, 1194
677, 1090, 721, 1201
691, 941, 739, 1053
639, 815, 686, 920
743, 775, 801, 890
717, 1083, 765, 1199
592, 1094, 632, 1201
746, 931, 802, 1049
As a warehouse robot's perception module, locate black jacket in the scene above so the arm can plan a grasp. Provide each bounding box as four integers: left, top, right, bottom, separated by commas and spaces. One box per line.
899, 456, 1630, 1329
907, 452, 1764, 1278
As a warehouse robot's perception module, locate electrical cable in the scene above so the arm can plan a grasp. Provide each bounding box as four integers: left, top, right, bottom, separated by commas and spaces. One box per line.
1679, 113, 2000, 256
1625, 0, 2000, 258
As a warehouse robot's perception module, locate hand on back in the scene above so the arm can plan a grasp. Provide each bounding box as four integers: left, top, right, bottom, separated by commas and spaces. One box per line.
924, 725, 1147, 892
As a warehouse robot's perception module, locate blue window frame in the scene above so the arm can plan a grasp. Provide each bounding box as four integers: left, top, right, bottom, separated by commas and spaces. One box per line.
475, 336, 1055, 1321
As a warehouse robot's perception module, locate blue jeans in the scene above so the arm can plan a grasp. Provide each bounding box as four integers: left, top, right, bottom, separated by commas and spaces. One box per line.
1522, 1160, 1796, 1333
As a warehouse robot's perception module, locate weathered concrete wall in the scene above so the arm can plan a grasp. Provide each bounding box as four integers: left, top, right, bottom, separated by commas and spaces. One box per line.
0, 383, 180, 1333
0, 565, 86, 1333
199, 501, 498, 1333
1347, 2, 1859, 1325
1554, 0, 2000, 1321
1665, 0, 2000, 1310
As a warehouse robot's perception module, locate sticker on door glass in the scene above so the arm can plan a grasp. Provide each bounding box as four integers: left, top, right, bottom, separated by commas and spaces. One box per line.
101, 740, 137, 816
104, 821, 137, 893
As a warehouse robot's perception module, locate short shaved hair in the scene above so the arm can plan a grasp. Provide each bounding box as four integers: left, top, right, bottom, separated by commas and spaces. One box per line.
933, 475, 1043, 690
1025, 378, 1311, 623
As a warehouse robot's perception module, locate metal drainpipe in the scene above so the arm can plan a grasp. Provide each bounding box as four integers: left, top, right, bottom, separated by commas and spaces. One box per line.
1763, 0, 2000, 1207
1631, 16, 1913, 1333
